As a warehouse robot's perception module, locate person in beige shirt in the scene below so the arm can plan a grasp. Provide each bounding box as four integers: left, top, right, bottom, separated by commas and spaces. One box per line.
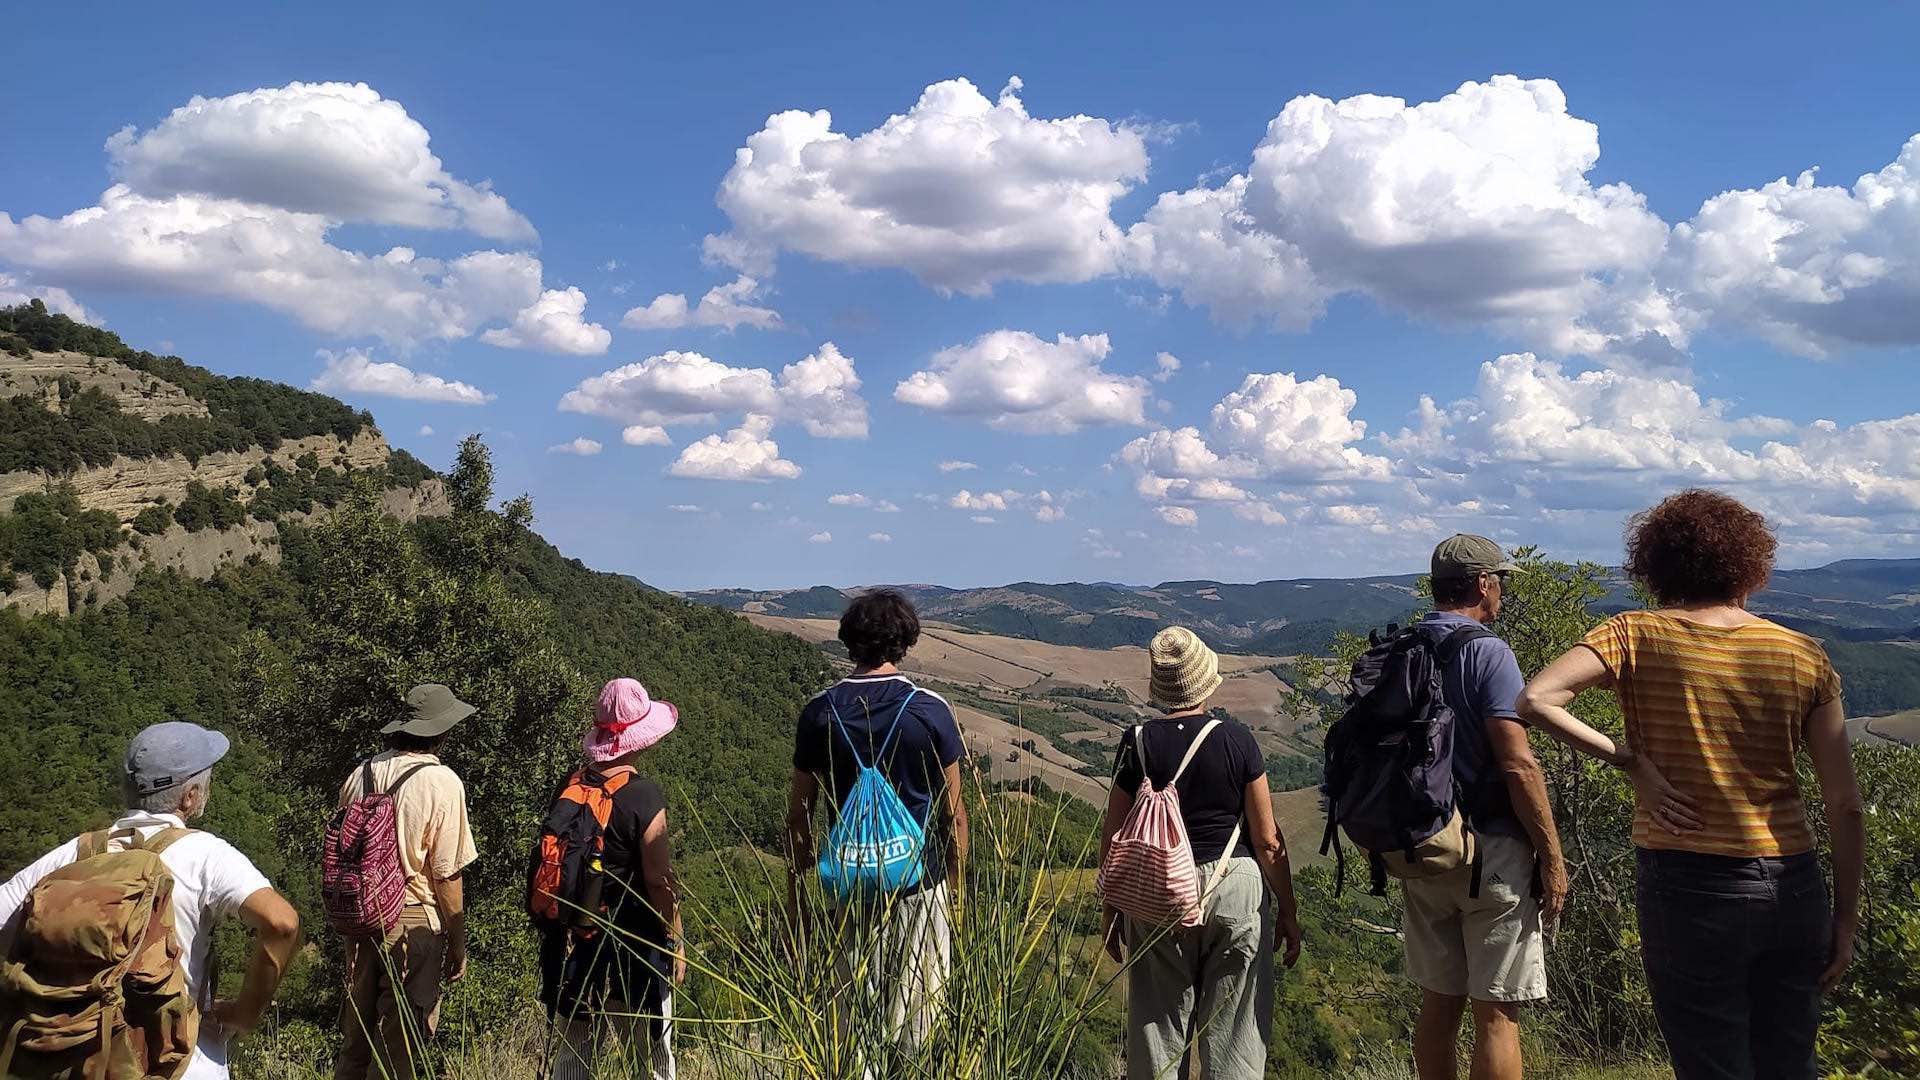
332, 684, 480, 1080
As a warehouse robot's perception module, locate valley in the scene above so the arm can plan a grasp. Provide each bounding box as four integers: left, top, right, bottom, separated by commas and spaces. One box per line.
742, 612, 1333, 861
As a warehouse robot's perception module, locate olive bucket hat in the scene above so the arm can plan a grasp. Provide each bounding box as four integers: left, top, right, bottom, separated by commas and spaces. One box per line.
381, 683, 477, 738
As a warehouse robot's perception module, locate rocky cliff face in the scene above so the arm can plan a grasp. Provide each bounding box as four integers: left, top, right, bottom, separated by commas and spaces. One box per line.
0, 428, 392, 523
4, 479, 450, 617
0, 350, 207, 421
1, 350, 450, 617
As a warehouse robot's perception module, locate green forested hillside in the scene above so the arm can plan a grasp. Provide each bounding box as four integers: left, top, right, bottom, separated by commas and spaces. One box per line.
0, 512, 831, 878
503, 531, 834, 848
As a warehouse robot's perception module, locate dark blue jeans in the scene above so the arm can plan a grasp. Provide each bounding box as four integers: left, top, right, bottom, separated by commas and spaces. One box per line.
1636, 848, 1831, 1080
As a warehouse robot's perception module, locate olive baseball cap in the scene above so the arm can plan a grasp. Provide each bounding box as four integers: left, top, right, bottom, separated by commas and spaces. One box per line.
126, 721, 231, 795
381, 683, 477, 738
1431, 534, 1521, 580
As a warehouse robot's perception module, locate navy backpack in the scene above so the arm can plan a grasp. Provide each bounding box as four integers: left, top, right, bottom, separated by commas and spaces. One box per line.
1320, 622, 1493, 896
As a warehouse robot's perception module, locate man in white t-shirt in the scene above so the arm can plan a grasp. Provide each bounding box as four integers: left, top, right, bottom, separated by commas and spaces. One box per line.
0, 721, 301, 1080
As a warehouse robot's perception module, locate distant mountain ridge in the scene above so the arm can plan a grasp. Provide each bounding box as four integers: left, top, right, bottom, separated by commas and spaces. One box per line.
686, 560, 1920, 714
689, 561, 1920, 651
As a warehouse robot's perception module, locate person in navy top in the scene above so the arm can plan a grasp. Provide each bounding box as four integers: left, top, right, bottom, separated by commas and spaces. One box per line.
786, 588, 969, 1053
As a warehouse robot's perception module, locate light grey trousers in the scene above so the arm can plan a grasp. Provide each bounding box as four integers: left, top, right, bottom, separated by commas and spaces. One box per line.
1124, 856, 1275, 1080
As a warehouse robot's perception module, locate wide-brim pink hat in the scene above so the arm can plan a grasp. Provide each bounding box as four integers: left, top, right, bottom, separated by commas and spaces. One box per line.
585, 677, 678, 763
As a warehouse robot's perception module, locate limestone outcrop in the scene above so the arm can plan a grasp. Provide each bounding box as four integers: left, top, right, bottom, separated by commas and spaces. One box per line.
0, 429, 392, 524
0, 350, 207, 421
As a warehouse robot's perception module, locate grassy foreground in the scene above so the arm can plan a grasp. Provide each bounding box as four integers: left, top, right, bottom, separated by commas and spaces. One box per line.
231, 778, 1674, 1080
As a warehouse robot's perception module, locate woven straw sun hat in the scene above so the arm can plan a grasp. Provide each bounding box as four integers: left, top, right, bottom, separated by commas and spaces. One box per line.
1148, 626, 1223, 712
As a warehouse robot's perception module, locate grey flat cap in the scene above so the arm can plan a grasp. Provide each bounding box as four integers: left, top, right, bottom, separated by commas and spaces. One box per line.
382, 683, 477, 738
126, 721, 231, 795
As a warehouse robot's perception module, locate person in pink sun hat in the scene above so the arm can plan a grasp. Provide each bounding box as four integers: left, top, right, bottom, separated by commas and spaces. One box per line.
585, 677, 679, 762
535, 678, 684, 1080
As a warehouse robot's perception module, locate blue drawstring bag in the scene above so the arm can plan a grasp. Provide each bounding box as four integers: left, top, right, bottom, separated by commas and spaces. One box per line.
817, 690, 927, 899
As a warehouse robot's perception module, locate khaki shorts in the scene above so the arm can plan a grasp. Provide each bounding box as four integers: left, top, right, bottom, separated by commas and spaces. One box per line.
1403, 831, 1547, 1003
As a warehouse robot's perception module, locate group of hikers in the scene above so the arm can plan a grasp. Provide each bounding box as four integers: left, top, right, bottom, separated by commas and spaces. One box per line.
0, 488, 1868, 1080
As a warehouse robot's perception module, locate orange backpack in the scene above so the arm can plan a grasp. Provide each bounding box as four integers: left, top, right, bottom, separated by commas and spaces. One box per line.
526, 766, 634, 936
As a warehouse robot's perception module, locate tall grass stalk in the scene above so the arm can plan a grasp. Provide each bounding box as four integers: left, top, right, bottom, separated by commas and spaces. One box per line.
656, 766, 1134, 1079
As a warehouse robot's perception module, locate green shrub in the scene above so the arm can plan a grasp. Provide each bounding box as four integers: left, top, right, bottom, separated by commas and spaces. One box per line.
173, 482, 246, 533
132, 503, 174, 536
0, 486, 123, 589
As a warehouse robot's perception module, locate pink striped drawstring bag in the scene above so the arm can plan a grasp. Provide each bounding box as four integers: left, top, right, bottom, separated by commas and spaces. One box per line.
1098, 719, 1243, 928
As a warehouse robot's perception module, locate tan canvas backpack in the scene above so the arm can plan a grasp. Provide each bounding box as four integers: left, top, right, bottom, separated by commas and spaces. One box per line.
0, 827, 199, 1080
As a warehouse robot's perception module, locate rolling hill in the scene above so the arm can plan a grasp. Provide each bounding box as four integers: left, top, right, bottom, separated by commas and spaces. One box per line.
688, 561, 1920, 715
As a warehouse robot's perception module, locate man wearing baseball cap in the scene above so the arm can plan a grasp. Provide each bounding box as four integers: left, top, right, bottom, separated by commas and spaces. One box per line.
0, 721, 302, 1079
334, 683, 480, 1080
1404, 536, 1566, 1080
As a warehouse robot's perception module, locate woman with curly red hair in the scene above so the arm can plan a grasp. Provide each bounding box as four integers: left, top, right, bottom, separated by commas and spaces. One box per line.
1517, 490, 1865, 1080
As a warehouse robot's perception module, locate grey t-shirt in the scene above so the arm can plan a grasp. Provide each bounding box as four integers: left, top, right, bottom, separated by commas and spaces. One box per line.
1419, 611, 1527, 837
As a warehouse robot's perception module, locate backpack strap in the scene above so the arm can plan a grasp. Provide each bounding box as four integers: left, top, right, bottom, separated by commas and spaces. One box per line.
382, 762, 436, 800
825, 689, 920, 768
1201, 817, 1244, 900
1117, 725, 1147, 781
76, 830, 112, 859
136, 827, 195, 857
1435, 624, 1495, 665
874, 690, 920, 762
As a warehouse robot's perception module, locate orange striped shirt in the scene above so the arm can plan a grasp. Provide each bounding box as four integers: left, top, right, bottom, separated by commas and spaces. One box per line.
1580, 611, 1841, 858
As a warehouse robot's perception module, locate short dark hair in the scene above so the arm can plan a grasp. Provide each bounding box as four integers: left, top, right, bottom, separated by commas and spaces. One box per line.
1430, 574, 1485, 609
839, 588, 920, 668
1625, 489, 1775, 606
386, 730, 447, 754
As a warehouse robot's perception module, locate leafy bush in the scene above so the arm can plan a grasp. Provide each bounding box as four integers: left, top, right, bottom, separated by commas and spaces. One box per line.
0, 486, 123, 590
132, 503, 174, 536
173, 482, 246, 533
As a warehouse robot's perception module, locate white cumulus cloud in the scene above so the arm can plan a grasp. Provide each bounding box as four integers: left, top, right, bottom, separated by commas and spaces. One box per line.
103, 81, 535, 241
1666, 134, 1920, 356
1119, 372, 1389, 506
0, 274, 100, 324
310, 348, 492, 404
1124, 76, 1676, 355
668, 414, 802, 482
0, 187, 547, 347
621, 425, 671, 447
547, 437, 603, 456
868, 532, 893, 543
1156, 505, 1199, 528
1153, 351, 1182, 383
481, 287, 612, 355
560, 343, 867, 438
0, 82, 586, 349
809, 531, 833, 544
895, 330, 1150, 433
706, 76, 1148, 294
938, 460, 978, 472
828, 493, 870, 507
623, 275, 782, 331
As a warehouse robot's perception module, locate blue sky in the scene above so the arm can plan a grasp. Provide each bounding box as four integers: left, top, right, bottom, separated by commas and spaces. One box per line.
4, 3, 1918, 589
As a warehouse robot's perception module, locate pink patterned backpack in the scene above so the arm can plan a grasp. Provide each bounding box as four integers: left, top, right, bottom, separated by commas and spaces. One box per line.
1098, 719, 1243, 928
321, 759, 431, 940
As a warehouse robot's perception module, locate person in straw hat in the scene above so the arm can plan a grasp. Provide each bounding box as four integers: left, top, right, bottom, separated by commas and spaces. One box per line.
1100, 626, 1303, 1079
542, 677, 685, 1080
